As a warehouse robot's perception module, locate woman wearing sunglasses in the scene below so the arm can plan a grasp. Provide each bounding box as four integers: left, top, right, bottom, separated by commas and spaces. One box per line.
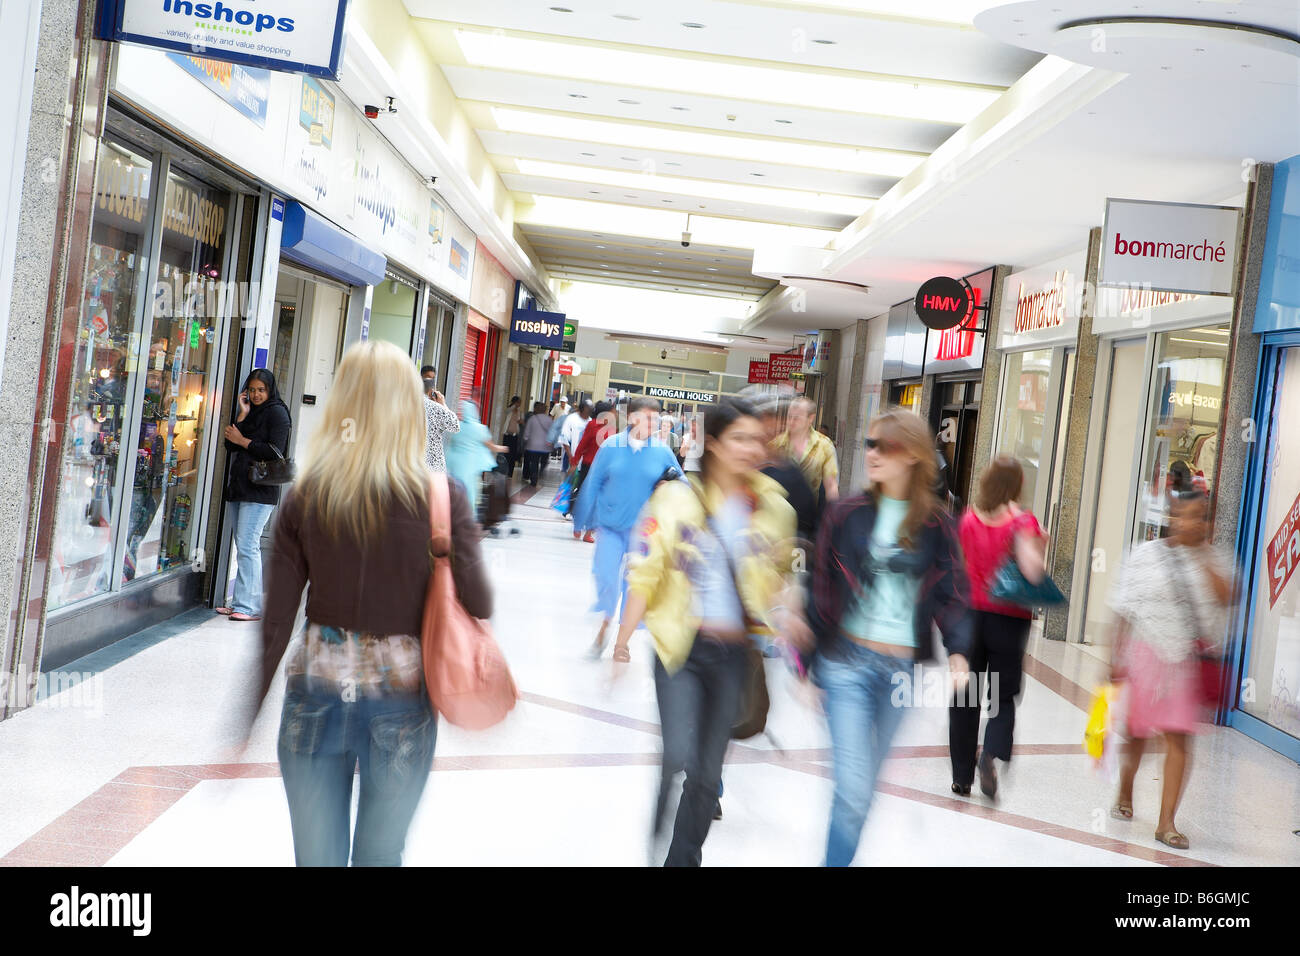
808, 408, 972, 867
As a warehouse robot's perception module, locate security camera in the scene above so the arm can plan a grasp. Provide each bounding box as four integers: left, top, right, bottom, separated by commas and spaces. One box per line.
681, 231, 691, 248
661, 349, 668, 360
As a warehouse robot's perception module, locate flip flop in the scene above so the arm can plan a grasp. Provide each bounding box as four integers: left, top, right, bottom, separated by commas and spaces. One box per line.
1111, 802, 1133, 820
214, 607, 234, 615
1155, 830, 1189, 850
229, 612, 261, 622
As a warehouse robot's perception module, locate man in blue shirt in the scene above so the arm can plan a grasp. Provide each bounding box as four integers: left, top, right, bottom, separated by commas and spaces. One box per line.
574, 397, 681, 657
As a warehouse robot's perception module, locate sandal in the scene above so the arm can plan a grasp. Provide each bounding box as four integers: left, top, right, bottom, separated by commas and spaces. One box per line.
229, 612, 261, 622
1155, 830, 1189, 850
214, 606, 233, 615
1110, 802, 1133, 820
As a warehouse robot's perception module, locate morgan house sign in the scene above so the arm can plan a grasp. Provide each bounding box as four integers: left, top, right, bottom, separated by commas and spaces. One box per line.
647, 386, 717, 403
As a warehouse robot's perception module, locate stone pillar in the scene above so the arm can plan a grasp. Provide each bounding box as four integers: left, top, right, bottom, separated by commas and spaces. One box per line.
970, 265, 1013, 481
1043, 227, 1103, 642
838, 318, 870, 492
1212, 163, 1272, 552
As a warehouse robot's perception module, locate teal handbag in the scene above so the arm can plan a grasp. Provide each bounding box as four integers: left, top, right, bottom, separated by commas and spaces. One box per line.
988, 555, 1066, 608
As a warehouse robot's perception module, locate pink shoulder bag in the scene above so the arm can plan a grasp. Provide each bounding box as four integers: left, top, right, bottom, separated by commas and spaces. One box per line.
422, 475, 518, 729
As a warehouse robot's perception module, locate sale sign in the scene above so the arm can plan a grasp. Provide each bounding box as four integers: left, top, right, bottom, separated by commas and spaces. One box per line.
748, 360, 772, 384
768, 353, 802, 381
1267, 488, 1300, 608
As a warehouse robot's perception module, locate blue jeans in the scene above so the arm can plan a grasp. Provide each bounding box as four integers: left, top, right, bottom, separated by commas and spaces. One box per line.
815, 640, 910, 867
229, 501, 274, 615
278, 674, 436, 866
591, 525, 631, 620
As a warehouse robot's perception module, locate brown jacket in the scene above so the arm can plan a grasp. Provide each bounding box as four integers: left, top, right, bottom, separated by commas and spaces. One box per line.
255, 478, 492, 709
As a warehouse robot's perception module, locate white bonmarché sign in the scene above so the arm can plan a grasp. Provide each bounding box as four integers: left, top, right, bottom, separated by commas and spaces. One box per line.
1100, 198, 1241, 296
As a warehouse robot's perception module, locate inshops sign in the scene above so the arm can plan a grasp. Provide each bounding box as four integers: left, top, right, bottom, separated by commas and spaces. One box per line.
1100, 198, 1241, 296
97, 0, 351, 79
509, 310, 566, 349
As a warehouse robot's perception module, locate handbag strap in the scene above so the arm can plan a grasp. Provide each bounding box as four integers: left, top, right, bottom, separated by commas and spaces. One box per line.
690, 482, 759, 631
427, 475, 452, 565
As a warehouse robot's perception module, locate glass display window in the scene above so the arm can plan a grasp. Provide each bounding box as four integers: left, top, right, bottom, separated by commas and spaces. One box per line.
120, 166, 231, 585
49, 138, 158, 609
995, 349, 1053, 509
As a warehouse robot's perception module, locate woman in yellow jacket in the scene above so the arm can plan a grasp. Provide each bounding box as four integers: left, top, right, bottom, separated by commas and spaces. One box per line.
612, 398, 811, 866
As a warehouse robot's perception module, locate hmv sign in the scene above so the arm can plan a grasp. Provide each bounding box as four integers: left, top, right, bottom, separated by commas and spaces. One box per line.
914, 276, 975, 330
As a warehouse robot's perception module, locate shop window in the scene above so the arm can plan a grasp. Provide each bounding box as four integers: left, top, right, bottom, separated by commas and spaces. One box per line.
369, 277, 418, 356
49, 138, 157, 609
1133, 324, 1230, 543
609, 362, 642, 384
121, 166, 231, 585
995, 349, 1053, 508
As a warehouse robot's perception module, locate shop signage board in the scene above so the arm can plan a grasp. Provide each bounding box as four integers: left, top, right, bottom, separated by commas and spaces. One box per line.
768, 353, 802, 381
509, 309, 566, 349
99, 0, 350, 79
167, 54, 269, 126
1267, 488, 1300, 608
998, 250, 1087, 351
1100, 198, 1241, 296
914, 276, 975, 330
924, 267, 993, 375
748, 360, 772, 384
647, 386, 718, 403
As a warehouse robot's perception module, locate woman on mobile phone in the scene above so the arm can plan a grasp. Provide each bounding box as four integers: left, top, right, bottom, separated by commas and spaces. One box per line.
218, 368, 291, 622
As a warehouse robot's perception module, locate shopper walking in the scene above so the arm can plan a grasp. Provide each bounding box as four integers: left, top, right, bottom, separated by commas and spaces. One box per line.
774, 397, 840, 507
502, 396, 523, 478
218, 369, 292, 622
808, 408, 972, 867
251, 339, 492, 867
560, 401, 591, 476
573, 397, 680, 656
1108, 490, 1232, 850
446, 399, 508, 520
568, 401, 616, 540
948, 456, 1048, 798
612, 397, 809, 866
522, 401, 553, 486
755, 397, 818, 544
424, 384, 459, 474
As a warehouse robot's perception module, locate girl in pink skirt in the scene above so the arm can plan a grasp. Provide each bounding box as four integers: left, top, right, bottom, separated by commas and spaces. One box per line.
1107, 491, 1233, 850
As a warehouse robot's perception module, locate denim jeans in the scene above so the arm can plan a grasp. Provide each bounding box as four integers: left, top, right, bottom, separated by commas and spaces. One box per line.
278, 674, 437, 866
815, 639, 911, 867
228, 501, 274, 615
652, 637, 748, 867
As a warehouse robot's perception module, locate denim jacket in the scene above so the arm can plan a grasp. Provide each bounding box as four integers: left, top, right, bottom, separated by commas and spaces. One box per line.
808, 492, 973, 664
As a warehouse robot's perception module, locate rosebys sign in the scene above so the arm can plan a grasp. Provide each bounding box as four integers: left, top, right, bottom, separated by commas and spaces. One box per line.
1266, 489, 1300, 608
509, 310, 566, 349
1100, 198, 1241, 296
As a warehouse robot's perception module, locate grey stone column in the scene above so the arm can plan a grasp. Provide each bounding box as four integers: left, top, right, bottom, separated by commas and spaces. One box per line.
838, 318, 870, 492
1043, 227, 1104, 642
1211, 163, 1272, 552
971, 265, 1013, 481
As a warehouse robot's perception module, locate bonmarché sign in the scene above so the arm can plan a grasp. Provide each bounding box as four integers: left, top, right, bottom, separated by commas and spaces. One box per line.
647, 386, 717, 403
1101, 198, 1241, 296
98, 0, 350, 79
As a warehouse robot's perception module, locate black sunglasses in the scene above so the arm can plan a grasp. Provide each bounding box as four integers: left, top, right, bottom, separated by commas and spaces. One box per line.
864, 436, 904, 454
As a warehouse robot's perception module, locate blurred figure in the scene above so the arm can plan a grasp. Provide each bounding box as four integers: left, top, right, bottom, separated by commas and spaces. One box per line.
949, 455, 1047, 798
573, 397, 680, 656
423, 381, 459, 474
502, 396, 523, 479
756, 397, 817, 544
808, 408, 972, 867
568, 401, 615, 537
253, 340, 492, 866
774, 397, 840, 508
657, 413, 682, 463
445, 399, 507, 519
613, 398, 809, 865
521, 401, 553, 486
1108, 490, 1232, 850
559, 401, 591, 479
420, 365, 437, 399
219, 369, 291, 622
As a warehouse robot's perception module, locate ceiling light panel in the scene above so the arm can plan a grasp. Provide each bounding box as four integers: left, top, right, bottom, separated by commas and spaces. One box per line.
456, 30, 1000, 125
489, 107, 922, 178
511, 159, 872, 215
780, 0, 993, 24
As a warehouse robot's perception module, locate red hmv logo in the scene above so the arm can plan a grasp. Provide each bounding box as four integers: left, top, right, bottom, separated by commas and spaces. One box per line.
921, 294, 965, 311
914, 276, 974, 331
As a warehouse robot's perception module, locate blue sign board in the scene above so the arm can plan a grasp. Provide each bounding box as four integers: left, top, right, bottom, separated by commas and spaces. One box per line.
280, 201, 386, 288
1254, 155, 1300, 331
510, 309, 567, 349
97, 0, 350, 81
167, 53, 269, 126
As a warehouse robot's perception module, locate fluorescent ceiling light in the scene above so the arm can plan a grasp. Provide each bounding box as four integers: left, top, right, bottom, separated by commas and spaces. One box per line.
512, 159, 872, 216
490, 108, 921, 178
518, 196, 838, 250
778, 0, 997, 27
457, 30, 998, 125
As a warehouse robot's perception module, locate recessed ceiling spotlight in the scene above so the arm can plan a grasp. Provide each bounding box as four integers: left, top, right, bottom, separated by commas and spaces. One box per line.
580, 151, 596, 156
812, 38, 836, 45
664, 161, 682, 166
662, 199, 673, 203
651, 269, 660, 273
707, 267, 718, 271
618, 99, 641, 105
589, 189, 601, 193
775, 119, 793, 124
1193, 47, 1205, 53
612, 13, 640, 20
549, 5, 573, 11
620, 156, 637, 161
1160, 65, 1171, 70
624, 194, 638, 198
596, 244, 606, 248
568, 93, 588, 98
681, 22, 706, 29
750, 172, 765, 177
670, 105, 690, 111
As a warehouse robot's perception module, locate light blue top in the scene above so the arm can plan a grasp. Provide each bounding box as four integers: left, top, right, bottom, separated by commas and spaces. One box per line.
572, 430, 682, 533
842, 495, 919, 647
690, 493, 749, 630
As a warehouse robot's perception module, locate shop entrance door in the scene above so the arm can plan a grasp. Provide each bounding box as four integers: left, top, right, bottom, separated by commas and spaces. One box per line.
932, 378, 981, 508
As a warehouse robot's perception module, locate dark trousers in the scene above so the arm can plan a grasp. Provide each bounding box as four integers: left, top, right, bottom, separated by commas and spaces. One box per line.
653, 637, 748, 867
522, 450, 549, 485
948, 609, 1032, 786
503, 434, 520, 477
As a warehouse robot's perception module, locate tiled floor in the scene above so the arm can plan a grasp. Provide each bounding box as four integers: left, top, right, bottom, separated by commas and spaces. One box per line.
2, 477, 1298, 866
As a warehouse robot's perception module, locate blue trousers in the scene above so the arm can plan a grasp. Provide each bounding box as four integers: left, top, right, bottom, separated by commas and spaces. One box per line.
815, 641, 910, 867
278, 674, 436, 867
228, 500, 274, 615
591, 525, 631, 620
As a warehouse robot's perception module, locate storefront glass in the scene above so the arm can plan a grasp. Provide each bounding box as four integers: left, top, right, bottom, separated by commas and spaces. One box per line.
370, 276, 418, 355
1133, 324, 1229, 542
995, 348, 1053, 508
49, 137, 157, 608
121, 166, 231, 584
1242, 347, 1300, 737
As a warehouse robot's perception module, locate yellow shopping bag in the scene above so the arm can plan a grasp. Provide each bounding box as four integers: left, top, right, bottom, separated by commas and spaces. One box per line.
1083, 683, 1115, 760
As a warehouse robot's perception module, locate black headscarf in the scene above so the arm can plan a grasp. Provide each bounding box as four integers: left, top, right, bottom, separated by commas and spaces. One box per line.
234, 368, 288, 428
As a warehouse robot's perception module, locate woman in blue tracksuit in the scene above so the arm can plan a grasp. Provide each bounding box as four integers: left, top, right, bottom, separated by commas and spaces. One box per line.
573, 397, 680, 658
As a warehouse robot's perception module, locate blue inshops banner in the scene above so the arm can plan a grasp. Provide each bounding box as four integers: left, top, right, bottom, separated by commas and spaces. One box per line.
168, 53, 269, 127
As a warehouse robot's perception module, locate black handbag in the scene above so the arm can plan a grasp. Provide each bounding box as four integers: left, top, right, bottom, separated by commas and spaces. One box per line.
248, 437, 295, 486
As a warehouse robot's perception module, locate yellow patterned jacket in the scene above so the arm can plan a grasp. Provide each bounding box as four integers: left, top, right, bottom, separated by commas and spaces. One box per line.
626, 472, 797, 674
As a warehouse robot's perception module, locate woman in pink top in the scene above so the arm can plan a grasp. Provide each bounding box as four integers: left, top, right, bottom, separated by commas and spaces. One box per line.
949, 456, 1047, 799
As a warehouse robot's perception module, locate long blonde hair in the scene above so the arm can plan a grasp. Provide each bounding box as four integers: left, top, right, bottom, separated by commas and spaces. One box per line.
866, 408, 939, 550
296, 340, 429, 542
